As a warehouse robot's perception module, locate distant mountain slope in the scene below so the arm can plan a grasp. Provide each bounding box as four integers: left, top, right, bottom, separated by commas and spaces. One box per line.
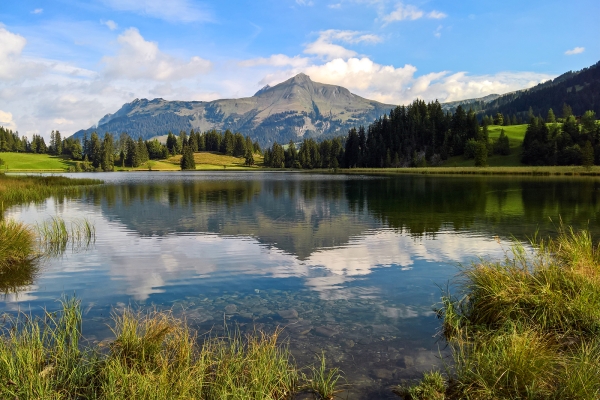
440, 61, 600, 117
71, 73, 396, 146
486, 61, 600, 117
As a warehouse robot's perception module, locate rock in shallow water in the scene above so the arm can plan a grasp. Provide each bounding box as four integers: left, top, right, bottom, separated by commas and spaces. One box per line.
314, 326, 338, 338
224, 304, 237, 314
371, 368, 394, 380
277, 309, 299, 319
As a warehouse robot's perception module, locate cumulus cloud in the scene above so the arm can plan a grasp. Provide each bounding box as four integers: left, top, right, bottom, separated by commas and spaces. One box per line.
102, 0, 211, 23
255, 56, 552, 105
382, 3, 446, 24
101, 19, 118, 30
565, 47, 585, 55
0, 25, 216, 140
238, 54, 310, 68
31, 8, 43, 14
102, 28, 212, 80
296, 0, 314, 5
304, 29, 382, 60
0, 110, 17, 131
0, 26, 28, 80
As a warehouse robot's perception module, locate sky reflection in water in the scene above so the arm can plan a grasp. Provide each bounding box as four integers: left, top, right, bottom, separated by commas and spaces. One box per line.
5, 172, 600, 398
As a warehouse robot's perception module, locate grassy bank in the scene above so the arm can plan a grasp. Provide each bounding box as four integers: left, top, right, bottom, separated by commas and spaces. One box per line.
399, 226, 600, 399
0, 174, 102, 290
0, 298, 340, 399
343, 165, 600, 176
0, 174, 102, 211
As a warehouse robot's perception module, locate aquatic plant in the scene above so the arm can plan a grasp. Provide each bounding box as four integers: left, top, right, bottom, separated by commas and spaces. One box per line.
36, 216, 96, 255
401, 225, 600, 399
304, 352, 343, 400
0, 298, 322, 399
0, 219, 37, 269
0, 174, 102, 217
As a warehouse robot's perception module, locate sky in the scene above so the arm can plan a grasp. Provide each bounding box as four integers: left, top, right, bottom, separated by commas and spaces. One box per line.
0, 0, 598, 139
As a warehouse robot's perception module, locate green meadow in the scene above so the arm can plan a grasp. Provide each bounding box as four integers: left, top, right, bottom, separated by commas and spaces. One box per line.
0, 152, 77, 171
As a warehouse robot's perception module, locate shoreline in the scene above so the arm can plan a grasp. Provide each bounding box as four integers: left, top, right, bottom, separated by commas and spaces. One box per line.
6, 165, 600, 177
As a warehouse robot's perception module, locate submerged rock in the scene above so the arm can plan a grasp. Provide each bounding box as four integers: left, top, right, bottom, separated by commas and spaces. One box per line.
314, 326, 338, 338
277, 309, 299, 319
224, 304, 237, 314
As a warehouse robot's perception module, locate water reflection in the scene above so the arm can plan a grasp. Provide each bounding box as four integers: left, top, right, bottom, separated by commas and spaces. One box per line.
4, 172, 600, 399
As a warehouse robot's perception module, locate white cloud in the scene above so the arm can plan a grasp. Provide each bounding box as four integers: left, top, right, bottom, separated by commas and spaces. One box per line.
565, 47, 585, 55
101, 0, 211, 23
382, 3, 446, 24
101, 19, 118, 31
328, 3, 342, 8
0, 26, 28, 80
427, 10, 447, 19
102, 28, 212, 80
257, 56, 552, 105
238, 54, 310, 68
0, 110, 17, 131
296, 0, 314, 5
304, 29, 382, 60
31, 8, 43, 14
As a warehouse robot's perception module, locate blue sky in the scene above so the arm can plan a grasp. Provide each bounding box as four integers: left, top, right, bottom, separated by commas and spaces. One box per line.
0, 0, 598, 138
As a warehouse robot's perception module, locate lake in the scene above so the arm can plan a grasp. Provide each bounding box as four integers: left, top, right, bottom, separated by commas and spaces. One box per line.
4, 172, 600, 399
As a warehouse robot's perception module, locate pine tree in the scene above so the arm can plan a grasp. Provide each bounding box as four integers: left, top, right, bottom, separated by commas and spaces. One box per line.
180, 145, 196, 170
100, 133, 114, 171
582, 140, 594, 169
546, 108, 556, 123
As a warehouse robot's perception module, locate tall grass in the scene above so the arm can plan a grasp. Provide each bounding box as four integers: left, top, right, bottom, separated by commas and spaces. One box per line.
400, 225, 600, 399
0, 219, 39, 293
0, 174, 102, 216
0, 219, 37, 269
0, 299, 340, 399
36, 216, 96, 254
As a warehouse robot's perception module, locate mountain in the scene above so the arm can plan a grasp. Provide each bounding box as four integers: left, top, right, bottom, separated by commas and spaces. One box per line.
441, 61, 600, 117
71, 73, 396, 146
484, 61, 600, 118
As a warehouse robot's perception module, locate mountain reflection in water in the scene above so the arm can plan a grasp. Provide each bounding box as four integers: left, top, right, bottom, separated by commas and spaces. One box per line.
5, 172, 600, 399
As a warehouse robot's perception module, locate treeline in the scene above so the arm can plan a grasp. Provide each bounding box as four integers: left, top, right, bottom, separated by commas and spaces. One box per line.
0, 127, 83, 158
0, 125, 262, 172
263, 100, 511, 168
521, 108, 599, 166
76, 129, 261, 171
263, 138, 344, 169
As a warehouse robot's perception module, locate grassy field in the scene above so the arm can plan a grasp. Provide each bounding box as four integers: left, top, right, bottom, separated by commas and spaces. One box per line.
446, 124, 526, 167
164, 151, 265, 170
0, 152, 77, 171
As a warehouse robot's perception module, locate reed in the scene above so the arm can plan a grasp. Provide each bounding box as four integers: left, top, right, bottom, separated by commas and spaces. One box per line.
303, 352, 343, 400
0, 298, 331, 399
0, 219, 37, 270
0, 174, 102, 216
401, 225, 600, 399
36, 216, 96, 255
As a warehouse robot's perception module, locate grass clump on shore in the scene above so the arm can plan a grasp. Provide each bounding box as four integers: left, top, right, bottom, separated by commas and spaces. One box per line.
0, 298, 341, 399
399, 225, 600, 399
0, 174, 102, 213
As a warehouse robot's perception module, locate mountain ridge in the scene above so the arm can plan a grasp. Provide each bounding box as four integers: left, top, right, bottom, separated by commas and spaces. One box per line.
71, 73, 396, 146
